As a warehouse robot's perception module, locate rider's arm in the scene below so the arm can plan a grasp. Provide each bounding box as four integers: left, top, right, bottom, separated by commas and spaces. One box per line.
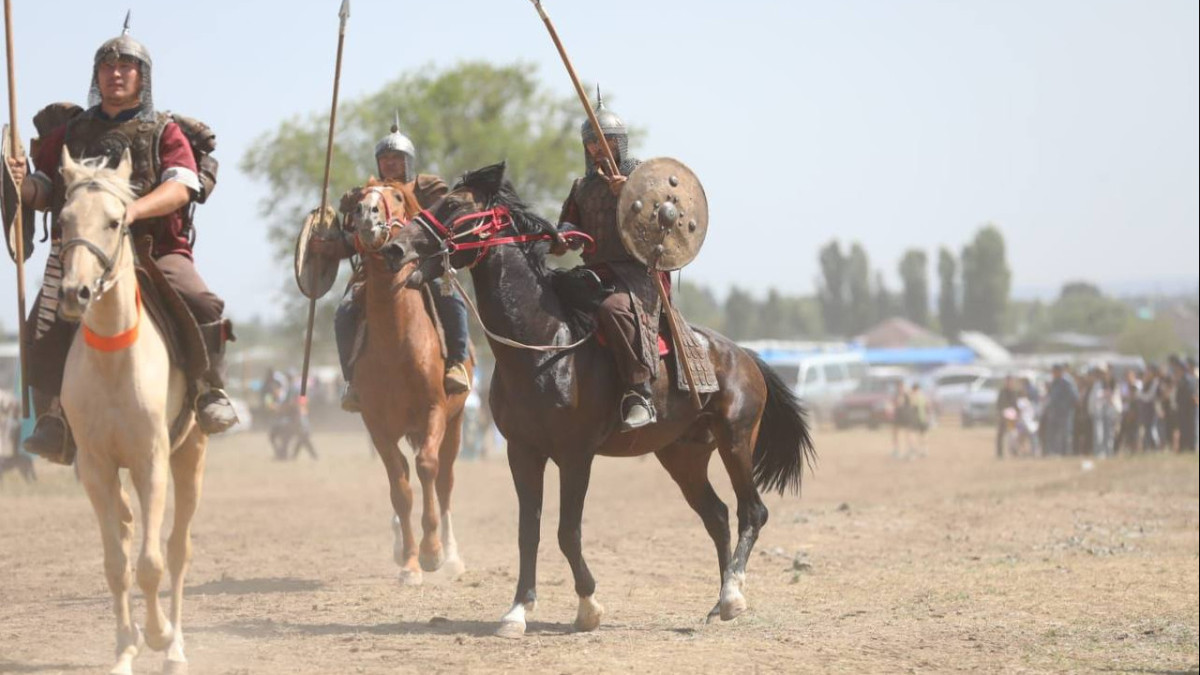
125, 123, 197, 225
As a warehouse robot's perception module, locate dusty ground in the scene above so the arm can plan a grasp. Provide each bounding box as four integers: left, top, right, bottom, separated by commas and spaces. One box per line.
0, 424, 1196, 674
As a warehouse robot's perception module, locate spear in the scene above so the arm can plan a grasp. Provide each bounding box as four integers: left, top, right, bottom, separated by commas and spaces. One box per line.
4, 0, 29, 417
528, 0, 619, 180
299, 0, 349, 398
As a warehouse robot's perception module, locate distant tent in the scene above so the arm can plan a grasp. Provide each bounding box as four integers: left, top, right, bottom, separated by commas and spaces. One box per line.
858, 317, 947, 349
957, 330, 1013, 364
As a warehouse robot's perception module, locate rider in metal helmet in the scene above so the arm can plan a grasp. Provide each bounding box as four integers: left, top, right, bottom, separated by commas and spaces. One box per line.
580, 87, 636, 177
374, 113, 416, 184
88, 11, 155, 122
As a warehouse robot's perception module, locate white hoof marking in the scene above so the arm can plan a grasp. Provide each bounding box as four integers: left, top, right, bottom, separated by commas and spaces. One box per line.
574, 594, 604, 632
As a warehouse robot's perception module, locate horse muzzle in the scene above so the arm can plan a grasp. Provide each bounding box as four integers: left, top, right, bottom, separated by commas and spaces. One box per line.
382, 240, 415, 273
57, 283, 93, 321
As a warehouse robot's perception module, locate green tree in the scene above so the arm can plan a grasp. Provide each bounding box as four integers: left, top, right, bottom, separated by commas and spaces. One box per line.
874, 271, 899, 322
677, 280, 724, 333
937, 247, 960, 340
723, 286, 759, 340
898, 249, 929, 327
241, 62, 597, 353
1047, 281, 1132, 336
1116, 317, 1186, 362
960, 224, 1011, 336
817, 240, 848, 337
846, 243, 874, 335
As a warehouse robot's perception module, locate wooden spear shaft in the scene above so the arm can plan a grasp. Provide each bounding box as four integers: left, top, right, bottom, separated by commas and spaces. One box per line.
299, 0, 350, 398
529, 0, 619, 179
4, 0, 29, 417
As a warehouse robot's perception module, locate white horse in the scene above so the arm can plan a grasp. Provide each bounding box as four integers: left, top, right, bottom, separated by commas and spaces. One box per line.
57, 148, 205, 675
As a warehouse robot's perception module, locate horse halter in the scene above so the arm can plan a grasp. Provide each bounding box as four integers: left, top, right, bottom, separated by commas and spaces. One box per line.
354, 186, 406, 254
58, 180, 132, 302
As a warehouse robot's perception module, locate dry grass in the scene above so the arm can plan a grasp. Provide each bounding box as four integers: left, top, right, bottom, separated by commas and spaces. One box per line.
1, 426, 1196, 674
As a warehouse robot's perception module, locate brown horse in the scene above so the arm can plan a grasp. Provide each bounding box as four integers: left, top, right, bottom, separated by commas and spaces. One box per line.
347, 179, 473, 584
383, 163, 815, 637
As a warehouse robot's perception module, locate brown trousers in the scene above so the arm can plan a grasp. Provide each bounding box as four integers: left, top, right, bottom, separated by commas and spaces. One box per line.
26, 252, 224, 398
596, 290, 651, 388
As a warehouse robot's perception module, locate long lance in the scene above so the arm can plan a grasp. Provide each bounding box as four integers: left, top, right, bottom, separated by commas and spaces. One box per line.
529, 0, 703, 411
528, 0, 619, 179
4, 0, 29, 417
299, 0, 349, 398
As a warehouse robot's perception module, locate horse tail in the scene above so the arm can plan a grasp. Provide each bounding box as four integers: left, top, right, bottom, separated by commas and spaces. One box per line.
747, 349, 816, 496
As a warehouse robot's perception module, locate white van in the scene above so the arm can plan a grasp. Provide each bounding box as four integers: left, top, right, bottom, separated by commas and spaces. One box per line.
740, 342, 868, 426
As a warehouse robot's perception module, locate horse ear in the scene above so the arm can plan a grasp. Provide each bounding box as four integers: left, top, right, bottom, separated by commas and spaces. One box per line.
115, 148, 133, 182
60, 146, 79, 184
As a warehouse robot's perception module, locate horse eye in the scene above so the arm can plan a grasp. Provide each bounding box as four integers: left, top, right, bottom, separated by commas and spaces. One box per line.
109, 219, 121, 229
372, 206, 379, 213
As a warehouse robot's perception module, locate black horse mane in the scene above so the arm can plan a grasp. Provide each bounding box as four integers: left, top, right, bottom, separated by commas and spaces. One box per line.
456, 164, 555, 239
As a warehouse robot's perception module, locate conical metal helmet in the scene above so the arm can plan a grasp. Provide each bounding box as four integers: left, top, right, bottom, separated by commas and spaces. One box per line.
374, 112, 416, 183
580, 86, 631, 176
88, 11, 154, 119
580, 86, 626, 143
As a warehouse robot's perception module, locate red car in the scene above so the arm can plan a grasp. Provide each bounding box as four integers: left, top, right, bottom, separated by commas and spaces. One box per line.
832, 372, 909, 429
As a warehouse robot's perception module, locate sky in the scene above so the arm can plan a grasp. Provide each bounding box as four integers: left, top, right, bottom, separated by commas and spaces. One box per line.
1, 0, 1197, 329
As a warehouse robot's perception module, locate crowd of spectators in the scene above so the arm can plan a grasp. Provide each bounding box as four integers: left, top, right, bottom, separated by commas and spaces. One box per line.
996, 355, 1198, 459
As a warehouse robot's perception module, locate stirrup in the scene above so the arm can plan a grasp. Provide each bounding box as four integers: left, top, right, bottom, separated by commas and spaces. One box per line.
341, 382, 361, 413
444, 362, 471, 395
23, 412, 76, 466
195, 387, 239, 434
619, 390, 656, 432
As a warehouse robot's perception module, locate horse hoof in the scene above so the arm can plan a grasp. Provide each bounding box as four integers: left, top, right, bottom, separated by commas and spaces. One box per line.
442, 556, 466, 578
419, 548, 445, 573
494, 620, 526, 639
573, 595, 604, 632
144, 621, 175, 652
399, 569, 423, 586
719, 593, 747, 621
162, 659, 189, 675
705, 603, 722, 624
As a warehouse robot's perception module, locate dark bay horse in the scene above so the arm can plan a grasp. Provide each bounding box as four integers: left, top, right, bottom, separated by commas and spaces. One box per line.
348, 179, 473, 584
383, 163, 814, 638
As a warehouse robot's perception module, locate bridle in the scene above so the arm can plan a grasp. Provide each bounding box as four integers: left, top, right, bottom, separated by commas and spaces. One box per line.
408, 197, 598, 353
57, 179, 141, 351
354, 186, 406, 254
58, 179, 132, 302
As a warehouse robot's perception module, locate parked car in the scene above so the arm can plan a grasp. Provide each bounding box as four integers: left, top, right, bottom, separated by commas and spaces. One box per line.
960, 370, 1048, 427
960, 375, 1005, 427
927, 365, 992, 416
756, 351, 868, 427
832, 367, 910, 430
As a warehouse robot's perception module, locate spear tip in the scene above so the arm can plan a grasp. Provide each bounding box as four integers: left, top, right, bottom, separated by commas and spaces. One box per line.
339, 0, 350, 22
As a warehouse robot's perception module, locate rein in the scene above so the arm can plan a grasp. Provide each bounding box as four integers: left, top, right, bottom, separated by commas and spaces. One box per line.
413, 204, 598, 353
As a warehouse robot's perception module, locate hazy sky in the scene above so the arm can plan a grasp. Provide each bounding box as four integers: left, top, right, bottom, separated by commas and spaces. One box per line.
2, 0, 1197, 328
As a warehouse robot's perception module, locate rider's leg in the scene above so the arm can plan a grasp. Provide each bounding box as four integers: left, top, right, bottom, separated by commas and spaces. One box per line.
156, 254, 238, 434
595, 292, 654, 430
334, 281, 365, 411
430, 278, 471, 394
22, 290, 78, 464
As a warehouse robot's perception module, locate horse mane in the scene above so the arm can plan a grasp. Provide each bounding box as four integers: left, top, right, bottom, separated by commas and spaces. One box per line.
456, 165, 555, 239
66, 157, 137, 205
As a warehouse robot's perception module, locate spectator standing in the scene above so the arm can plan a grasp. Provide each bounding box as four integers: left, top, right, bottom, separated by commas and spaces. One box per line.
995, 375, 1019, 459
1137, 366, 1162, 450
1170, 355, 1197, 453
1043, 364, 1080, 456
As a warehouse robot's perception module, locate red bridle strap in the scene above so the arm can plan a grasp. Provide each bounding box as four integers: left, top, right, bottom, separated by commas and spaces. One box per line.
417, 206, 595, 266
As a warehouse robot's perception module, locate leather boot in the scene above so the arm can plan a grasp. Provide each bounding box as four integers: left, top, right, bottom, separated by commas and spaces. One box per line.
619, 381, 656, 432
22, 393, 76, 465
195, 319, 239, 434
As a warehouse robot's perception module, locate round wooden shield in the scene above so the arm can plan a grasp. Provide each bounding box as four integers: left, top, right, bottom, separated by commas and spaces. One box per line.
294, 205, 341, 300
616, 157, 708, 271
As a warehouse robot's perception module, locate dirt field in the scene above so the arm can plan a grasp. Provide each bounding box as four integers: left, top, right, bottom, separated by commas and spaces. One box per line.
1, 424, 1197, 674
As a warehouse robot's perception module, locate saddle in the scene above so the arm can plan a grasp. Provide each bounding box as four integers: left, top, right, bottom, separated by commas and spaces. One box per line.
551, 267, 719, 394
133, 236, 223, 444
